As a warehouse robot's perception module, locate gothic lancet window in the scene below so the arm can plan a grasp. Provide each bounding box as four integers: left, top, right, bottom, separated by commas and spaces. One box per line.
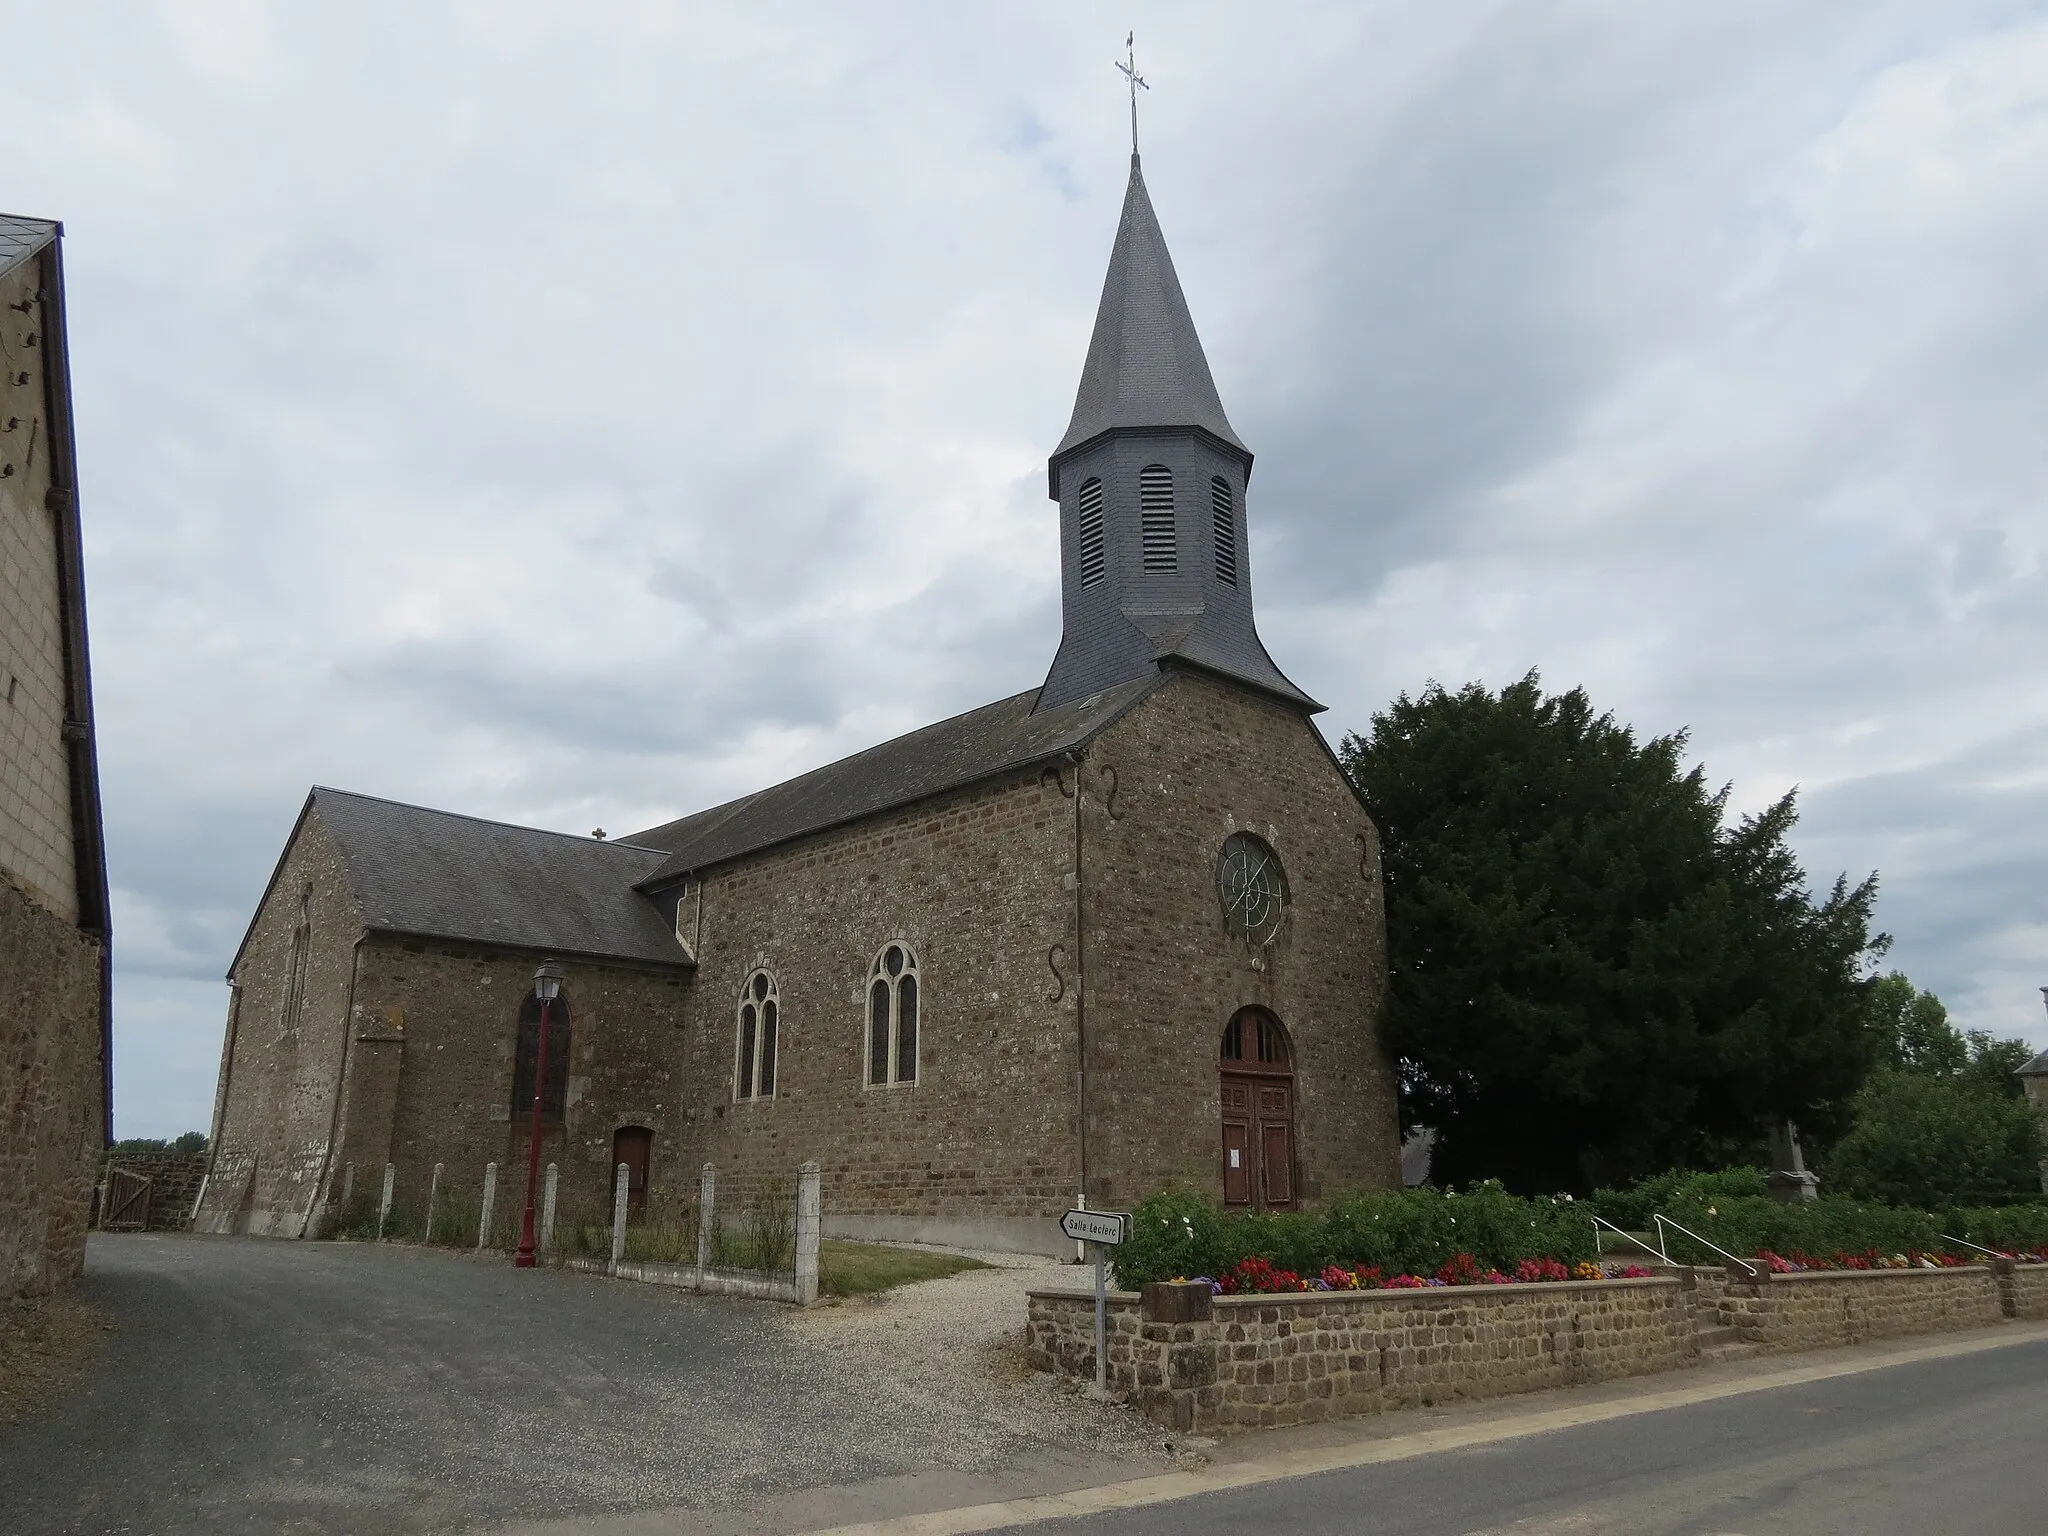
1077, 477, 1106, 587
866, 943, 920, 1087
1139, 465, 1176, 572
735, 969, 779, 1100
510, 990, 574, 1121
1211, 476, 1237, 585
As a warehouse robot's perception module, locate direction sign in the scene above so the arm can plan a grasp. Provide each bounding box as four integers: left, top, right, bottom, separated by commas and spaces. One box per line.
1060, 1208, 1128, 1246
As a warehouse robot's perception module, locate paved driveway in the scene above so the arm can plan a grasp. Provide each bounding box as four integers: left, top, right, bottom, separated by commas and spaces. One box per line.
0, 1233, 1141, 1535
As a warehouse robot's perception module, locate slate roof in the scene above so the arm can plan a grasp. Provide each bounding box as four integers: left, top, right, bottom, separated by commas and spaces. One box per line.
1052, 157, 1247, 467
239, 788, 693, 970
629, 676, 1160, 884
2018, 1049, 2048, 1079
0, 213, 58, 283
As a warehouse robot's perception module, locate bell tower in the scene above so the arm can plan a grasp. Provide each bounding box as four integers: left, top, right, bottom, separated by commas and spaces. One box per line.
1038, 156, 1316, 714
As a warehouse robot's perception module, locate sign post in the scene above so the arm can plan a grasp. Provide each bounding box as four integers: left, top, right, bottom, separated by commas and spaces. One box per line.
1060, 1208, 1129, 1397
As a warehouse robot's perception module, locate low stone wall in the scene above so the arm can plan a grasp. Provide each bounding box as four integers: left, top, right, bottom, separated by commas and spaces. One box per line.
1712, 1265, 2001, 1351
1030, 1274, 1702, 1432
1029, 1263, 2040, 1434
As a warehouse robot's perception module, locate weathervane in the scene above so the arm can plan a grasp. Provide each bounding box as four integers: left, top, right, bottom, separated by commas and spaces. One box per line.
1116, 31, 1149, 156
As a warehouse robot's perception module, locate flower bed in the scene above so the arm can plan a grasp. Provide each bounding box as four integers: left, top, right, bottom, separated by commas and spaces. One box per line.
1115, 1183, 1598, 1289
1192, 1251, 1657, 1295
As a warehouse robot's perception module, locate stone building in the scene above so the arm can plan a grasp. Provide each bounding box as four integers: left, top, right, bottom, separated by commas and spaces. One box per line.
197, 157, 1400, 1252
0, 214, 112, 1296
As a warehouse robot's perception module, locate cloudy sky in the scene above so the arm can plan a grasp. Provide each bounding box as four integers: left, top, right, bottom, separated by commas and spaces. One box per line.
4, 1, 2044, 1137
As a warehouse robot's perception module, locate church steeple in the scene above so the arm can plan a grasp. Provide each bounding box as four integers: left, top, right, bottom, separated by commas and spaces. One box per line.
1038, 156, 1317, 714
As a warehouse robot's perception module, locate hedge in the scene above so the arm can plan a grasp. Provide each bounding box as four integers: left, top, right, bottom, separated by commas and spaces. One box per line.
1112, 1183, 1596, 1289
1115, 1179, 2048, 1287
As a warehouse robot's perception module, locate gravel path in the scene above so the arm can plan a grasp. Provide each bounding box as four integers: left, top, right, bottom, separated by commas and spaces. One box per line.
789, 1249, 1166, 1470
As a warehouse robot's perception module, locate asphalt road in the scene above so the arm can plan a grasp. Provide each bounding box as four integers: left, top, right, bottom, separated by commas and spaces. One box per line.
0, 1233, 1123, 1535
1029, 1335, 2048, 1536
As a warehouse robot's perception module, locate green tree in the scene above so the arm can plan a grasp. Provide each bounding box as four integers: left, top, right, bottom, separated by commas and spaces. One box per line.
1962, 1034, 2036, 1101
1340, 671, 1881, 1193
1824, 1069, 2042, 1206
1867, 972, 1966, 1075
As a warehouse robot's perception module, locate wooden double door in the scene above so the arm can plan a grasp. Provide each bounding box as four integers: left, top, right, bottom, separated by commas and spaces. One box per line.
1221, 1073, 1296, 1210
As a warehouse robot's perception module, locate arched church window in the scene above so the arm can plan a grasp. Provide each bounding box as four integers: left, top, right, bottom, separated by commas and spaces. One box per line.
511, 988, 574, 1122
1211, 477, 1237, 586
866, 943, 920, 1087
1077, 477, 1106, 588
1140, 465, 1176, 573
735, 969, 779, 1101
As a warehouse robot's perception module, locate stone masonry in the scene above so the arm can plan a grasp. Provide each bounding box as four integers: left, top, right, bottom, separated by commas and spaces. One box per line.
1082, 671, 1398, 1207
0, 874, 102, 1293
1028, 1263, 2043, 1434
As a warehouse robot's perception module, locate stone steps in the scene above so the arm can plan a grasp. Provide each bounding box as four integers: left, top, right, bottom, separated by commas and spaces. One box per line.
1694, 1321, 1760, 1364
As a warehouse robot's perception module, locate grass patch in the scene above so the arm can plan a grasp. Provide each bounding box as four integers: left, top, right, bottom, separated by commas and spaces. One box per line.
819, 1240, 988, 1297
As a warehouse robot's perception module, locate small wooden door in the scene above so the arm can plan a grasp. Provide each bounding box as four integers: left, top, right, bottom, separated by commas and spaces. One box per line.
612, 1127, 652, 1216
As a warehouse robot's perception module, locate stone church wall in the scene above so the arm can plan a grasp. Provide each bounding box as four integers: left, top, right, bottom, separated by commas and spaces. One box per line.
672, 764, 1080, 1253
0, 873, 103, 1297
1080, 671, 1400, 1208
327, 939, 688, 1231
197, 811, 362, 1237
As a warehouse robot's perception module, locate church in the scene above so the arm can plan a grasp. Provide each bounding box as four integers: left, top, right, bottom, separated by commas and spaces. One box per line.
196, 154, 1401, 1253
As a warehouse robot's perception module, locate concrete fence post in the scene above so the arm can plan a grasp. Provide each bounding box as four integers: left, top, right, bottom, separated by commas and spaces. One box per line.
697, 1162, 718, 1270
609, 1162, 631, 1275
425, 1163, 444, 1245
478, 1162, 498, 1251
795, 1160, 822, 1305
341, 1163, 355, 1207
377, 1163, 395, 1240
541, 1163, 559, 1257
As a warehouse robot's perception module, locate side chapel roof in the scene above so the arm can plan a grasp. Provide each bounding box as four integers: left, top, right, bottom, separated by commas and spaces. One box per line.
628, 675, 1159, 884
234, 788, 692, 971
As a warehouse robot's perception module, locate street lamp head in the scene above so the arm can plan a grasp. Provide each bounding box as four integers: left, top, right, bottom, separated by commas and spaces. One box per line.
533, 961, 565, 1003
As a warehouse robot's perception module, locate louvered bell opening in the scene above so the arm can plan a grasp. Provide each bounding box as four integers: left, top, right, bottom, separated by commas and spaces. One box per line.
1211, 476, 1237, 586
1077, 477, 1106, 588
1140, 465, 1176, 573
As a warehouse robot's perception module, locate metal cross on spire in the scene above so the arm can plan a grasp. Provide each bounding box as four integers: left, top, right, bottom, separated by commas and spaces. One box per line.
1116, 31, 1149, 156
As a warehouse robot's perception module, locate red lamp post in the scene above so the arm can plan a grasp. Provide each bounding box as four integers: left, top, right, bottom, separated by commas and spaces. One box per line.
514, 960, 565, 1269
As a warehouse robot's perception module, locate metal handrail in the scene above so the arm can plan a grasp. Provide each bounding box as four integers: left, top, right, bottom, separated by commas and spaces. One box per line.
1591, 1214, 1669, 1264
1653, 1213, 1760, 1277
1942, 1234, 2017, 1261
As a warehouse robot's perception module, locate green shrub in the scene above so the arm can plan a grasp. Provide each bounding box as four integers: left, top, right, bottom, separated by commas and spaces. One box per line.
1113, 1184, 1597, 1288
1943, 1205, 2048, 1255
1588, 1168, 1770, 1230
1642, 1193, 1941, 1264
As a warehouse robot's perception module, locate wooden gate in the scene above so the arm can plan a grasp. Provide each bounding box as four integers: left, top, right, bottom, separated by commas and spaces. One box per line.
103, 1168, 152, 1231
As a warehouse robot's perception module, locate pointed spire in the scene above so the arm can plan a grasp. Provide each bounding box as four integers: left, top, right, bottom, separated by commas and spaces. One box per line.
1052, 157, 1247, 466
